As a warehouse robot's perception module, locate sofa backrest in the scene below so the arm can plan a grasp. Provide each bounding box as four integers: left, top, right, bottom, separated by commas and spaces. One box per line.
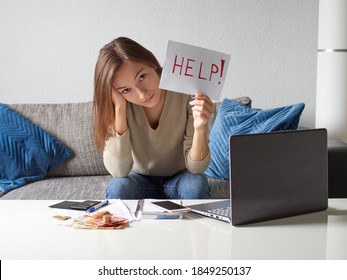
9, 102, 108, 177
8, 96, 251, 177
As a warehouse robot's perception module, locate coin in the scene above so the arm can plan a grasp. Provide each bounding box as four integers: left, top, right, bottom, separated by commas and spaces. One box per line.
53, 215, 71, 221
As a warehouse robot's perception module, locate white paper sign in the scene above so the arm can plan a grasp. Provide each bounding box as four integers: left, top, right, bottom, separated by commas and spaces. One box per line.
159, 40, 230, 101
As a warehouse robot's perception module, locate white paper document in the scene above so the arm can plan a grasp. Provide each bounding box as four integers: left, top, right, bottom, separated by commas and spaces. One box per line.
159, 40, 230, 101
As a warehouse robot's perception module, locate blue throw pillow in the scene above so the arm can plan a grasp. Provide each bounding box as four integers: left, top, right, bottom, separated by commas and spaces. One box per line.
205, 99, 305, 179
0, 103, 73, 196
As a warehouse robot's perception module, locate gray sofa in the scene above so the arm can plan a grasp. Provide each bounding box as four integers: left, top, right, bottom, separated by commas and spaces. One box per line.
2, 98, 347, 200
1, 100, 234, 200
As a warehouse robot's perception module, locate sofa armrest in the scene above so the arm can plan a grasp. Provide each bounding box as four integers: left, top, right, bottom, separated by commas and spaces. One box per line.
328, 139, 347, 198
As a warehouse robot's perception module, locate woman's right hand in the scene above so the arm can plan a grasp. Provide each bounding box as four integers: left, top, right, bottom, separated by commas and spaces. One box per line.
111, 89, 126, 109
111, 89, 127, 135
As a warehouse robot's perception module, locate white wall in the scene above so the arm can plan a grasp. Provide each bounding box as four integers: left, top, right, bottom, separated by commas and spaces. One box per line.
0, 0, 318, 128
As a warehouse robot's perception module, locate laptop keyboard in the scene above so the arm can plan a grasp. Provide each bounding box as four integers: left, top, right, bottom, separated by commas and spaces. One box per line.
208, 207, 230, 217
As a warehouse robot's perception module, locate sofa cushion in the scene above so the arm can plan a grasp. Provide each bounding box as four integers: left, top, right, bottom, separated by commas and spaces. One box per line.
205, 99, 305, 179
0, 103, 73, 196
0, 175, 110, 200
9, 102, 109, 177
208, 96, 252, 132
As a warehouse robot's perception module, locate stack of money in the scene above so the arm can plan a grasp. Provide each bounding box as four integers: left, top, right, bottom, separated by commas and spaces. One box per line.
71, 210, 128, 229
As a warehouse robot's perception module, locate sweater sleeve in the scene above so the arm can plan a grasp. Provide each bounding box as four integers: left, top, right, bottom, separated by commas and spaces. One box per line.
103, 129, 133, 177
183, 101, 211, 174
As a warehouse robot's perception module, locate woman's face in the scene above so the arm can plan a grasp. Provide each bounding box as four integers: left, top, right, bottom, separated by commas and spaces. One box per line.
112, 60, 165, 108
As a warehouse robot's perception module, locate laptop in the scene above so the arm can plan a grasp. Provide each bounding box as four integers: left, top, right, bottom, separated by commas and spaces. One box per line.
189, 129, 328, 226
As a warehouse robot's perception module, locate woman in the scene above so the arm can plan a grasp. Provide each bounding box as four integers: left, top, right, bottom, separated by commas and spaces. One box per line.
93, 37, 213, 199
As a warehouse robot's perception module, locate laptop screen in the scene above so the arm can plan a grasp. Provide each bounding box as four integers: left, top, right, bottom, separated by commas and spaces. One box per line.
230, 129, 328, 226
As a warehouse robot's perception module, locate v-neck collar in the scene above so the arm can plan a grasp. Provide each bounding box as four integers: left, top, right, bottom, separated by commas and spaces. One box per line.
140, 91, 170, 132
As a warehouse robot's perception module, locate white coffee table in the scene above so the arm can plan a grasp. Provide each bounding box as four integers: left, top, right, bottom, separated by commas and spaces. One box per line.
0, 199, 346, 260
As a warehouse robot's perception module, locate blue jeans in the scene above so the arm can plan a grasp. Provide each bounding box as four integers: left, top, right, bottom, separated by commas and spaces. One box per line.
106, 170, 211, 199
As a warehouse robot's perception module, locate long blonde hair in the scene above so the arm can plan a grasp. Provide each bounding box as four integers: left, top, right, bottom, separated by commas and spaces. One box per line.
93, 37, 162, 151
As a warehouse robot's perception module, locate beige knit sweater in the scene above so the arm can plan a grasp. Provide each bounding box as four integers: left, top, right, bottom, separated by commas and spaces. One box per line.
103, 91, 210, 177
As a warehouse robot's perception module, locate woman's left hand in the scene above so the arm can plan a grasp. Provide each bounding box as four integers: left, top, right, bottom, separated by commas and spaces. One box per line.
189, 93, 214, 130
